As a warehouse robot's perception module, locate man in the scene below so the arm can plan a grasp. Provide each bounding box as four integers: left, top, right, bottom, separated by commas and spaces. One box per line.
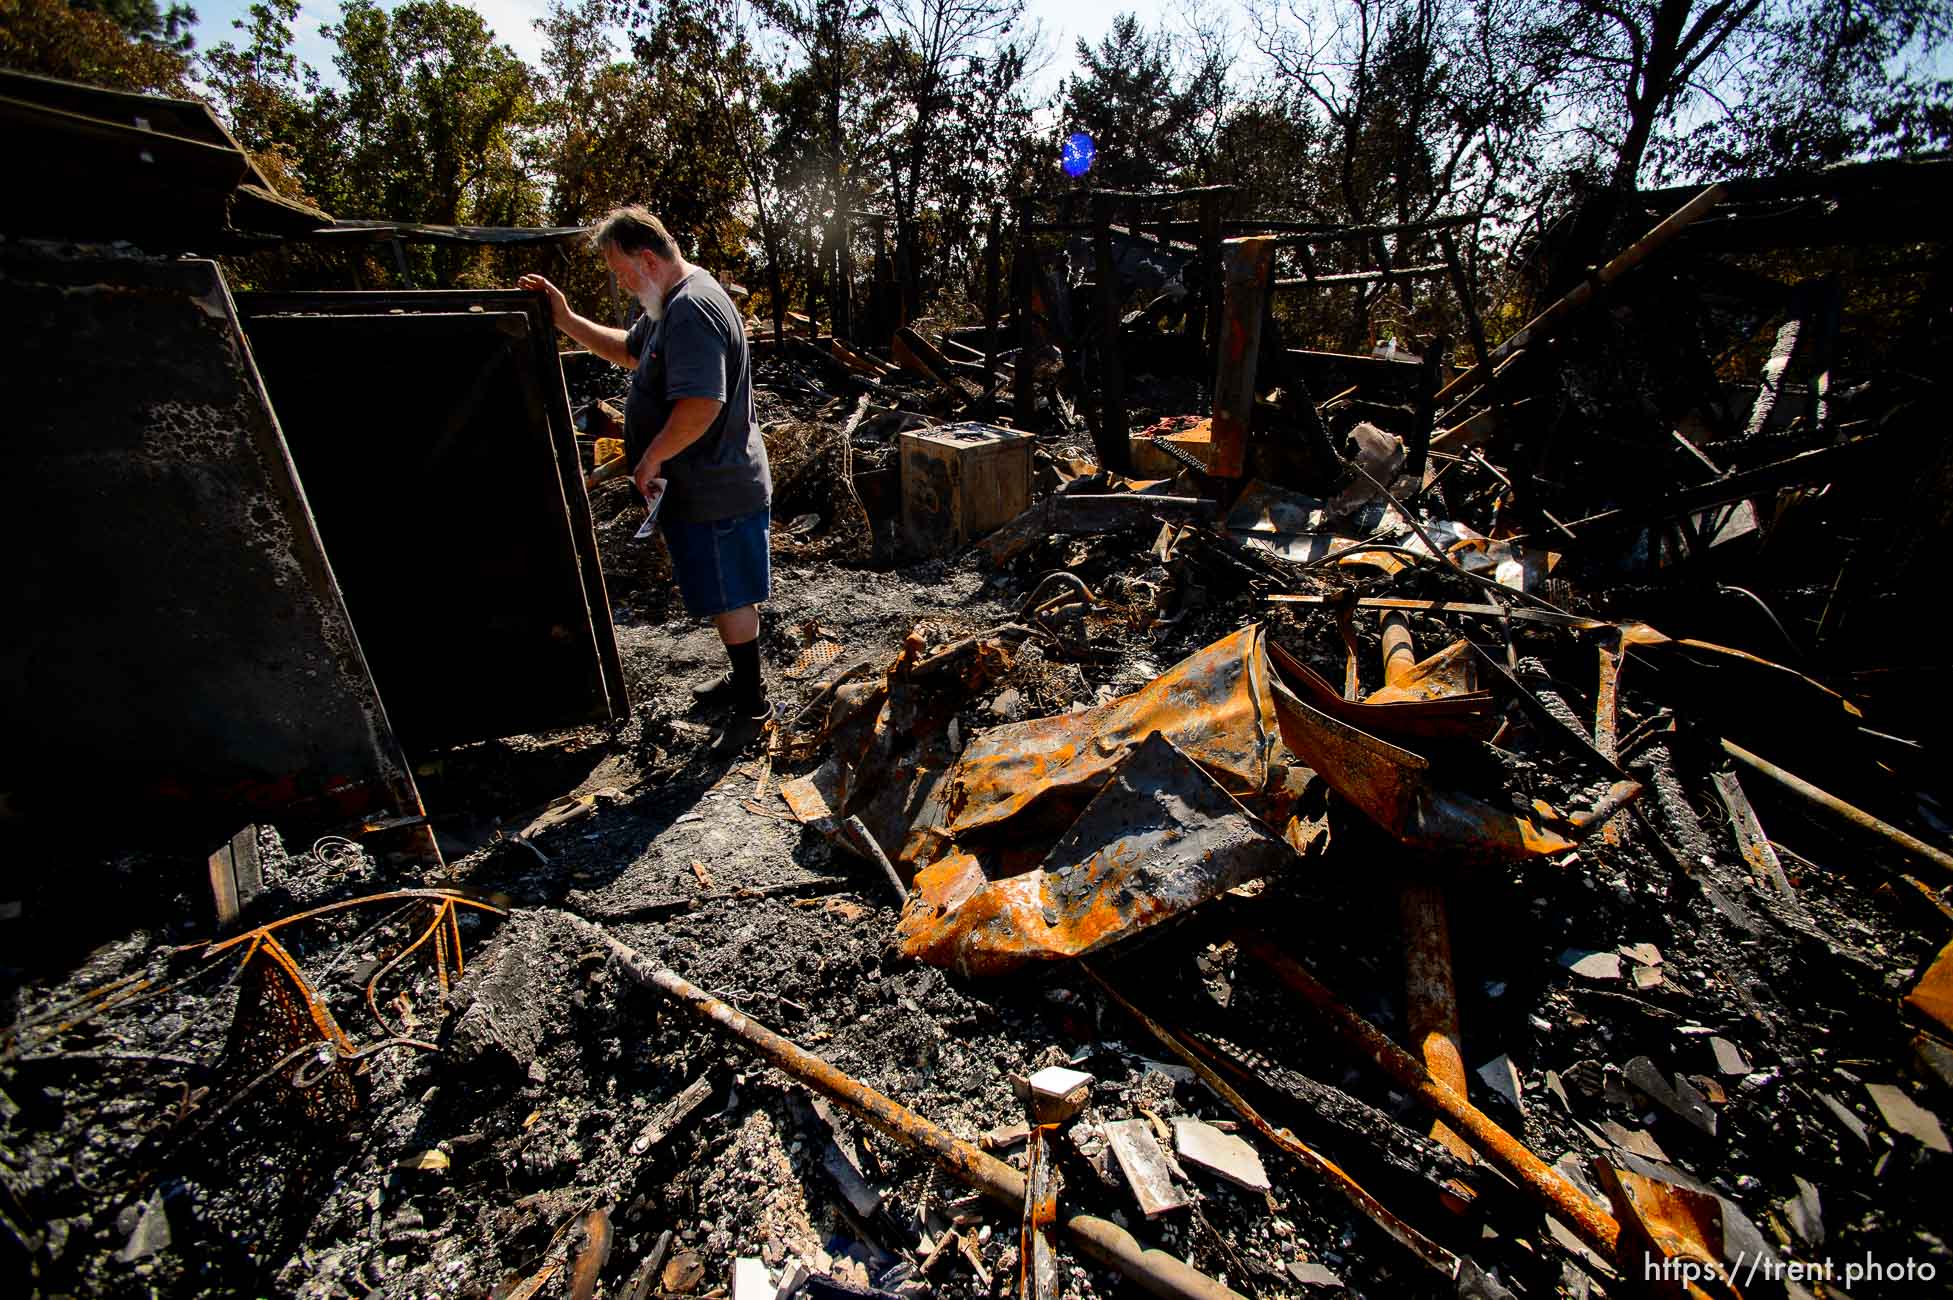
518, 207, 772, 746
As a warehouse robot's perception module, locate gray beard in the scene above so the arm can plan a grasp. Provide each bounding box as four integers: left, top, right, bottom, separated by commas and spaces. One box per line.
635, 286, 664, 321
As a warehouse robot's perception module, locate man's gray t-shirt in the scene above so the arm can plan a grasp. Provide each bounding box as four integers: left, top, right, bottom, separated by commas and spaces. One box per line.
623, 269, 770, 524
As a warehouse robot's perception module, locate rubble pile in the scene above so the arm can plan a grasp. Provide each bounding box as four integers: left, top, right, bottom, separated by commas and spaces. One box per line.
5, 166, 1951, 1300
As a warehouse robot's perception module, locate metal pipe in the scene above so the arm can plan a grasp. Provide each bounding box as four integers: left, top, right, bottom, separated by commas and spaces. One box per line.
1397, 879, 1476, 1208
843, 814, 908, 902
558, 914, 1246, 1300
1237, 932, 1622, 1263
1380, 611, 1418, 689
1721, 738, 1953, 878
1382, 613, 1476, 1205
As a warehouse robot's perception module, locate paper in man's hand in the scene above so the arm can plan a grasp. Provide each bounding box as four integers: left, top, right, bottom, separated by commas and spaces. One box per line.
633, 477, 669, 539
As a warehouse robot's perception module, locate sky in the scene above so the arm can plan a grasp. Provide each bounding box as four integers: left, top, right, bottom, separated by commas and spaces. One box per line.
185, 0, 1154, 100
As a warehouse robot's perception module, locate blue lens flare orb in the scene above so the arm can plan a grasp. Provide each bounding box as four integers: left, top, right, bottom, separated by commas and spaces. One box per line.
1062, 132, 1096, 178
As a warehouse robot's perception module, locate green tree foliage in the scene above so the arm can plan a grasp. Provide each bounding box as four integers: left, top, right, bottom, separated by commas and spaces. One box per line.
0, 0, 193, 92
70, 0, 195, 49
875, 0, 1036, 318
307, 0, 541, 230
528, 0, 774, 316
1057, 13, 1227, 191
203, 0, 323, 197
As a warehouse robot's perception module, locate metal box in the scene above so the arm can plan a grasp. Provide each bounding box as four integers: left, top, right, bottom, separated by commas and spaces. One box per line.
900, 423, 1035, 552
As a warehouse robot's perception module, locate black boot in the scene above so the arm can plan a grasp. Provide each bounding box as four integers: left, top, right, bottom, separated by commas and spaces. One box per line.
725, 635, 767, 715
710, 638, 770, 754
691, 671, 739, 708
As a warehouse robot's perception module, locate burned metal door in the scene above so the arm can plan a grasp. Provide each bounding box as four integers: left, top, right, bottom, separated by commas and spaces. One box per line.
237, 302, 628, 748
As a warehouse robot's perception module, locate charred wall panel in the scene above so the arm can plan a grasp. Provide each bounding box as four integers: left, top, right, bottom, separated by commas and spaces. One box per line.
0, 250, 431, 847
238, 309, 623, 748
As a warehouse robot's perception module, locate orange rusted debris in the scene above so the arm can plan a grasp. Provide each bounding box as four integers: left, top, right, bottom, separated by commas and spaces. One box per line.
203, 888, 507, 1047
787, 621, 1025, 861
1379, 614, 1477, 1209
1270, 666, 1634, 866
1594, 1159, 1739, 1299
898, 731, 1296, 976
895, 625, 1311, 976
1906, 939, 1953, 1038
1268, 639, 1498, 742
1267, 613, 1634, 863
893, 614, 1638, 975
1399, 878, 1478, 1212
1210, 237, 1275, 478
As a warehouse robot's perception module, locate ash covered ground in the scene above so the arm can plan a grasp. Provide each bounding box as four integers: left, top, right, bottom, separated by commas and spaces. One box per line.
3, 358, 1949, 1300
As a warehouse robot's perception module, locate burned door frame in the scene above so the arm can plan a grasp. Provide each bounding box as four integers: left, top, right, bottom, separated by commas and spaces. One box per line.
235, 289, 628, 735
234, 300, 628, 747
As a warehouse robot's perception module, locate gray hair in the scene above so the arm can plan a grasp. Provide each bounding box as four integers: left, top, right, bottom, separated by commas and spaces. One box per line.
589, 206, 678, 260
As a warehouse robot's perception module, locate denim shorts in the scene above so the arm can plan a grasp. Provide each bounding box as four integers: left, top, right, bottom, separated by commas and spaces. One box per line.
660, 505, 771, 617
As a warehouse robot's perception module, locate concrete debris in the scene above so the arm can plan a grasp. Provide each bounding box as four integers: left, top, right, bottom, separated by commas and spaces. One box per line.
1027, 1067, 1096, 1125
1623, 1057, 1718, 1138
114, 1192, 171, 1263
1475, 1055, 1525, 1114
1171, 1117, 1271, 1193
733, 1257, 773, 1300
1286, 1260, 1344, 1287
1864, 1083, 1951, 1153
1561, 950, 1624, 981
1708, 1038, 1751, 1077
1102, 1119, 1192, 1217
1781, 1175, 1824, 1248
1814, 1092, 1873, 1151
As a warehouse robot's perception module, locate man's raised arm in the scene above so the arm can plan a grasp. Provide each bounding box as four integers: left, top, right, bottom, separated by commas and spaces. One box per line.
516, 273, 636, 369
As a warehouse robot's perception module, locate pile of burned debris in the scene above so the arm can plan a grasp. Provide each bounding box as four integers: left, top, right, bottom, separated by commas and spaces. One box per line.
5, 145, 1952, 1300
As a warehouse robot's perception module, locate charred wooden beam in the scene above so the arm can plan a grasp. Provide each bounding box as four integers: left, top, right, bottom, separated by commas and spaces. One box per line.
1273, 264, 1447, 289
1211, 237, 1275, 479
1091, 194, 1131, 472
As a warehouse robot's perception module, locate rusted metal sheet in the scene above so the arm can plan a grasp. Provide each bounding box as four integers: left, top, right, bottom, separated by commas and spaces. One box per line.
1905, 940, 1953, 1039
898, 732, 1292, 975
1365, 640, 1481, 706
907, 625, 1285, 859
1269, 671, 1618, 866
562, 913, 1248, 1300
234, 291, 627, 748
892, 625, 1312, 974
0, 249, 436, 858
1593, 1158, 1738, 1299
1267, 639, 1498, 742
